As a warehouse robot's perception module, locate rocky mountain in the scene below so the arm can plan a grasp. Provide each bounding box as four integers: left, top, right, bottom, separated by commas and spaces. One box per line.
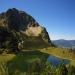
52, 39, 75, 48
0, 8, 53, 53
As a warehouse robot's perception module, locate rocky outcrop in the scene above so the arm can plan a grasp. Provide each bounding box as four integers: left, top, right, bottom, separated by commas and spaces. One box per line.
0, 8, 53, 52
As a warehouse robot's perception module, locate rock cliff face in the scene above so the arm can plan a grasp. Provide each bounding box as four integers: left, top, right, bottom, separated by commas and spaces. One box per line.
0, 8, 52, 52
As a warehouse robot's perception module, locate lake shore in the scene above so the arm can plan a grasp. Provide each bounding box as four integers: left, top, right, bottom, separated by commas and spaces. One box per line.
40, 47, 75, 66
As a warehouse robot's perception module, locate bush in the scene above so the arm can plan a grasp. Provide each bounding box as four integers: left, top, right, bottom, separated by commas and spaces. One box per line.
67, 65, 75, 75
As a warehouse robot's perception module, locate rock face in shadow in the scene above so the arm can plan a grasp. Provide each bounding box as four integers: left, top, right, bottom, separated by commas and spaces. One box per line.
5, 8, 38, 31
0, 8, 53, 52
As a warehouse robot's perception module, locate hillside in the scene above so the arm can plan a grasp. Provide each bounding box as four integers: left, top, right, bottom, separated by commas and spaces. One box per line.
52, 39, 75, 48
0, 8, 53, 53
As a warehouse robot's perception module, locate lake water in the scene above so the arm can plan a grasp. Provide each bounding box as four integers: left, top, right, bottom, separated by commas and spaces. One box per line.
47, 55, 70, 66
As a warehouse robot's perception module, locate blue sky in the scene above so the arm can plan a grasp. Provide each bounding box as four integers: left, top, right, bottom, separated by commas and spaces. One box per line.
0, 0, 75, 40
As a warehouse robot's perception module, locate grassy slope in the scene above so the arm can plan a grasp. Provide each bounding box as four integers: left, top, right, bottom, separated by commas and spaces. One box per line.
40, 47, 75, 66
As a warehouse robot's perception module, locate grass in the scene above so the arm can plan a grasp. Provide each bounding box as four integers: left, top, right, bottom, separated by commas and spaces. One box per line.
40, 47, 75, 66
0, 51, 49, 75
0, 54, 16, 62
0, 47, 75, 74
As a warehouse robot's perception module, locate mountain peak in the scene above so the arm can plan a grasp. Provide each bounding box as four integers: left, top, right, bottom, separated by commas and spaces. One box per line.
6, 8, 19, 13
0, 8, 53, 52
0, 8, 38, 30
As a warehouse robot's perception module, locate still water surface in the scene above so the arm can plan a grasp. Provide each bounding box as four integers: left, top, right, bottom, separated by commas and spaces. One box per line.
47, 55, 70, 66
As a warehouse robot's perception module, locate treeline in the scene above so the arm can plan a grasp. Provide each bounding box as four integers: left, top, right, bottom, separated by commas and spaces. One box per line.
69, 48, 75, 53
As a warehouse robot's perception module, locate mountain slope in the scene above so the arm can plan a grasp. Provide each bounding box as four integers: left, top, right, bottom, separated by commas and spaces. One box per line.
0, 8, 53, 53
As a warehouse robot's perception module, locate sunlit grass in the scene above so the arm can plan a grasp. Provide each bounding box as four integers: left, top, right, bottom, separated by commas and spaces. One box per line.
0, 54, 16, 62
40, 47, 75, 66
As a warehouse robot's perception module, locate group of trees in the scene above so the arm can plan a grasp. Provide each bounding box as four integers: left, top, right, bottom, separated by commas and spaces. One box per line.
0, 27, 21, 54
69, 48, 75, 54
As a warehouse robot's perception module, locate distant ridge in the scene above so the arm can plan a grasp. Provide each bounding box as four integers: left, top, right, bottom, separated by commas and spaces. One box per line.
52, 39, 75, 48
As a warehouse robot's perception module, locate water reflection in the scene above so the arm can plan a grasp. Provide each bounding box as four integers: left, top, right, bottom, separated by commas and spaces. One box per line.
47, 55, 70, 66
